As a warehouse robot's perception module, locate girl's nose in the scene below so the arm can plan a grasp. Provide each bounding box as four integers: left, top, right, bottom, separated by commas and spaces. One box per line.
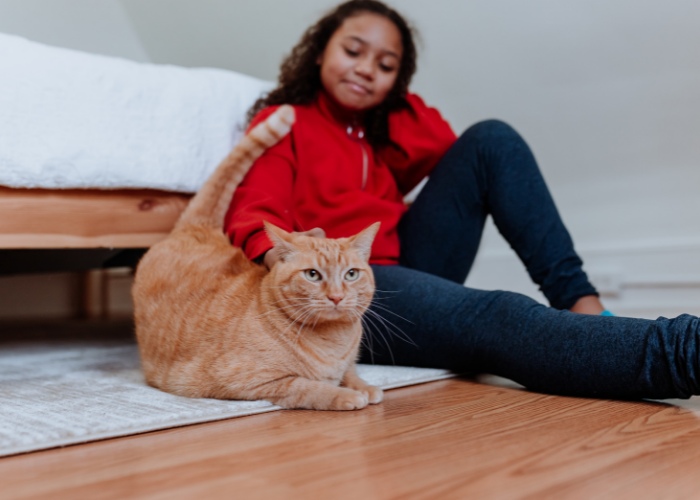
354, 58, 374, 79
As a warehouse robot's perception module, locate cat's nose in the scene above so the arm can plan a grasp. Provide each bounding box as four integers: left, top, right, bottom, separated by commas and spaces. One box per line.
327, 294, 344, 305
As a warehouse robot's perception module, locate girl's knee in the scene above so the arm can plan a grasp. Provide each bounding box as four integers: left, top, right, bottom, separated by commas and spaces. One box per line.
445, 119, 533, 180
426, 119, 536, 199
460, 119, 521, 144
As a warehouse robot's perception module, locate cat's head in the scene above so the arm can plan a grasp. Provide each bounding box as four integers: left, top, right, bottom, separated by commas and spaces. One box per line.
262, 222, 380, 324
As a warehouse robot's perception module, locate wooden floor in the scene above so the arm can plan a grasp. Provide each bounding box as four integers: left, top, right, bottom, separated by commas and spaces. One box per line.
3, 371, 700, 499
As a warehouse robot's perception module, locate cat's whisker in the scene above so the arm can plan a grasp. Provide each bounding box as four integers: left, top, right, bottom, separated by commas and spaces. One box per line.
366, 312, 416, 349
294, 312, 312, 343
357, 313, 378, 364
271, 297, 316, 309
300, 310, 325, 344
286, 307, 316, 321
250, 300, 311, 321
361, 311, 396, 365
281, 306, 318, 338
364, 308, 418, 348
250, 305, 292, 320
285, 305, 317, 326
368, 302, 415, 325
356, 310, 391, 360
305, 311, 324, 341
248, 296, 313, 319
367, 293, 399, 303
309, 310, 322, 337
366, 295, 394, 301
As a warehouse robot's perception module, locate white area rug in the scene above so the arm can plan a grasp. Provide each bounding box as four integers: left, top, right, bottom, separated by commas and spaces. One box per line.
0, 326, 454, 457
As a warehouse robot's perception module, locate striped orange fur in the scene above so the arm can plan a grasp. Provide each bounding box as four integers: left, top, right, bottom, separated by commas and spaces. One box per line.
132, 106, 383, 410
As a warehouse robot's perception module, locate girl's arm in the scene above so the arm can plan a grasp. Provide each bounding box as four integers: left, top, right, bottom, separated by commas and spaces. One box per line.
380, 93, 457, 195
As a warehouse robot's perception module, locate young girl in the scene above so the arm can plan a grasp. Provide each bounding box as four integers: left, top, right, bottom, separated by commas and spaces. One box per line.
225, 0, 700, 400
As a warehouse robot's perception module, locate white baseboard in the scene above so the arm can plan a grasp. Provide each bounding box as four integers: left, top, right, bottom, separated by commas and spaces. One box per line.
466, 236, 700, 319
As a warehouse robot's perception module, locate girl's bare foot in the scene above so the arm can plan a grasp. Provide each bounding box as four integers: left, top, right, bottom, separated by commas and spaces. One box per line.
569, 295, 606, 315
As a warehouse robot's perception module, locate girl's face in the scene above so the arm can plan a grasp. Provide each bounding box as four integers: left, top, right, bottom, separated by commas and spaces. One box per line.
318, 12, 403, 114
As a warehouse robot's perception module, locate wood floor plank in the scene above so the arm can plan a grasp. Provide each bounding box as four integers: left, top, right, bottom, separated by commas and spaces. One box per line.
2, 377, 700, 499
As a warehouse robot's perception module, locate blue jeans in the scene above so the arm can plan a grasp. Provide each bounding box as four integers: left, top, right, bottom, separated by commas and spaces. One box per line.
361, 120, 700, 399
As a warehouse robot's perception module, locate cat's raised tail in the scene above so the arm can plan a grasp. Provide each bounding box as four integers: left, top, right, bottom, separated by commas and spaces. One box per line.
175, 105, 295, 230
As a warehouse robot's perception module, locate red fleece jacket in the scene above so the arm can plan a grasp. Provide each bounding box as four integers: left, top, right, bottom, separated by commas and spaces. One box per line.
224, 91, 456, 265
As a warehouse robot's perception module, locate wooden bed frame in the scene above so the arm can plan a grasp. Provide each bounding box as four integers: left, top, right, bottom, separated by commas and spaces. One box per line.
0, 187, 192, 317
0, 187, 191, 250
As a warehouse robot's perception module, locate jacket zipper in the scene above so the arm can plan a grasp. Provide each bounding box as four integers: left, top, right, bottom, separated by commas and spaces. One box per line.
360, 143, 368, 190
346, 124, 368, 190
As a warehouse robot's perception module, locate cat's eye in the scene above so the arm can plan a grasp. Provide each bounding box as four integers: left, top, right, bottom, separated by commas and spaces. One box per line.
344, 269, 360, 282
303, 269, 323, 282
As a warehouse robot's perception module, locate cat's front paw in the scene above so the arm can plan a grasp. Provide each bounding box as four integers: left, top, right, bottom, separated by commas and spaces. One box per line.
362, 385, 383, 405
330, 388, 369, 411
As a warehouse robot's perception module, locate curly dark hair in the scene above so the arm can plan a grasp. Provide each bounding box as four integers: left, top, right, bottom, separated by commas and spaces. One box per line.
247, 0, 418, 147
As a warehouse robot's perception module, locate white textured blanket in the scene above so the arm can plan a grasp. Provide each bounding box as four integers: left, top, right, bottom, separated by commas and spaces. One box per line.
0, 33, 273, 192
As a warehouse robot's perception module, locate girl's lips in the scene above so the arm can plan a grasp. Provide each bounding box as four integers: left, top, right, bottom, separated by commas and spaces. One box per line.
344, 81, 371, 95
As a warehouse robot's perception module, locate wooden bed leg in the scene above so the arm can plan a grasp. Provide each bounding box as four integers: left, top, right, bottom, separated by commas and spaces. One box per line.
77, 270, 106, 319
101, 269, 110, 319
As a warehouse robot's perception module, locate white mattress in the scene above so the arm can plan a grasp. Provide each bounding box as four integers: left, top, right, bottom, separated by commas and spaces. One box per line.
0, 33, 273, 193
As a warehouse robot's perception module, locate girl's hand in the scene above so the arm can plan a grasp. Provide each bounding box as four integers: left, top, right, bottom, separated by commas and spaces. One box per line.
263, 227, 326, 269
298, 227, 326, 239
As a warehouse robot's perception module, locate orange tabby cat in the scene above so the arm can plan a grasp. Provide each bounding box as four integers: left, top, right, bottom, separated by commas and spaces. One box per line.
132, 105, 383, 410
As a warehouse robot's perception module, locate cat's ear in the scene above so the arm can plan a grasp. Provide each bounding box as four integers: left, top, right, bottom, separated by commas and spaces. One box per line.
263, 221, 297, 262
348, 222, 380, 262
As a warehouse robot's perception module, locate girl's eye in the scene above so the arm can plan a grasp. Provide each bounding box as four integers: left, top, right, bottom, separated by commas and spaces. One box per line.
303, 269, 323, 282
344, 269, 360, 282
344, 47, 360, 57
379, 64, 396, 73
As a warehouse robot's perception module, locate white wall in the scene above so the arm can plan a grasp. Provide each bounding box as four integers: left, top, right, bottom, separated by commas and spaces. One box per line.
0, 0, 149, 60
119, 0, 700, 317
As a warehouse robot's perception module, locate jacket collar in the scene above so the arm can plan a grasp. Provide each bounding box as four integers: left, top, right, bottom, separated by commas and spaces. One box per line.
316, 90, 366, 140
